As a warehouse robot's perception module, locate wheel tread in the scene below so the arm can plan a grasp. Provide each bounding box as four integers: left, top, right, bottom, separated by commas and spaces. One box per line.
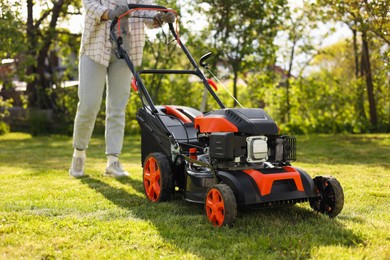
205, 184, 237, 227
310, 176, 344, 218
143, 152, 172, 202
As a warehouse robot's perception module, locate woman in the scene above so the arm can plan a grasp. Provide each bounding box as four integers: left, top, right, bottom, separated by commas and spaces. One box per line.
69, 0, 175, 177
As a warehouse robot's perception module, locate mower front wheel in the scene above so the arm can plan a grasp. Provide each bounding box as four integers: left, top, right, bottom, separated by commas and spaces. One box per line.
143, 152, 172, 203
205, 184, 237, 227
310, 176, 344, 218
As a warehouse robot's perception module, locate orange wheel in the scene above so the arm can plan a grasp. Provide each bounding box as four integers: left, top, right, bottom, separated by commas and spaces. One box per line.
205, 184, 237, 227
143, 153, 172, 202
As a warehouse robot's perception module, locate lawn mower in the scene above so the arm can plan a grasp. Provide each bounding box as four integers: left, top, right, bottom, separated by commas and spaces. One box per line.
110, 4, 344, 226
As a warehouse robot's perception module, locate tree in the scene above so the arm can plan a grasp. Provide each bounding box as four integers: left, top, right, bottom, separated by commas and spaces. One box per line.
316, 0, 390, 130
274, 3, 321, 123
194, 0, 288, 107
0, 0, 26, 86
25, 0, 81, 109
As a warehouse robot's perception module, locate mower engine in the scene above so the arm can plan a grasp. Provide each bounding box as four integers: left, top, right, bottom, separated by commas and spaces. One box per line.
194, 108, 296, 169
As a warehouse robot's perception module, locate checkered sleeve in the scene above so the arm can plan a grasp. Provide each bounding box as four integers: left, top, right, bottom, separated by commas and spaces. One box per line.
83, 0, 108, 23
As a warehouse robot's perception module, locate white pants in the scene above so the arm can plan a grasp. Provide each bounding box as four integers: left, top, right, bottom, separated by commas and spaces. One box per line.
73, 54, 132, 156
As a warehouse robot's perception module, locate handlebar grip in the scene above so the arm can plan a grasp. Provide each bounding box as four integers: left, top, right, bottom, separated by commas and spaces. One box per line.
110, 17, 118, 33
127, 4, 167, 10
110, 4, 168, 33
200, 52, 212, 68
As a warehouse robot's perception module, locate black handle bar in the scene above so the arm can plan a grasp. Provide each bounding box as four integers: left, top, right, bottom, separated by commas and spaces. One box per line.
127, 4, 167, 10
199, 52, 212, 68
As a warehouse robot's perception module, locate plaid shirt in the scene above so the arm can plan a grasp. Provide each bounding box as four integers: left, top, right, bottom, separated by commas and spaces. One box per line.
80, 0, 157, 67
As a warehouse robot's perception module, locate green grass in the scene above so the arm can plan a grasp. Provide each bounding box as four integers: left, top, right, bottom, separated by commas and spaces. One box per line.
0, 133, 389, 259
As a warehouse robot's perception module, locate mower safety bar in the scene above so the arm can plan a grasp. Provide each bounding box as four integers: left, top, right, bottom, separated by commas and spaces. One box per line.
109, 4, 168, 39
127, 4, 167, 10
136, 69, 218, 92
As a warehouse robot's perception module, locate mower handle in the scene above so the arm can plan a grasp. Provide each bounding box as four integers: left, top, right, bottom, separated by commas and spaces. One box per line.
109, 4, 168, 34
127, 4, 167, 10
199, 52, 212, 69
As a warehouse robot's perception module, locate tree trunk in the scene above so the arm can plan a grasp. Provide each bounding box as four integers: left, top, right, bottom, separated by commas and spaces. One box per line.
26, 0, 65, 108
26, 0, 38, 107
351, 27, 367, 122
232, 70, 238, 107
285, 39, 296, 123
200, 87, 208, 112
361, 30, 378, 129
352, 28, 359, 79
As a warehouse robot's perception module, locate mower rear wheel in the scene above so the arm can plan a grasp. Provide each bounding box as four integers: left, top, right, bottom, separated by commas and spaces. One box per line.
143, 153, 172, 202
205, 184, 237, 227
310, 176, 344, 218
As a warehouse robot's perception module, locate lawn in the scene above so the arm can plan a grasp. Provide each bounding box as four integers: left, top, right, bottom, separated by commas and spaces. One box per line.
0, 133, 389, 259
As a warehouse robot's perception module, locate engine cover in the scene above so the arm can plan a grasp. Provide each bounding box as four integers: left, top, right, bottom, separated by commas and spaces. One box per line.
194, 108, 278, 135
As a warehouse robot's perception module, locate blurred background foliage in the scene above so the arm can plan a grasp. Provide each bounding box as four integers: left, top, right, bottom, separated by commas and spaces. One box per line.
0, 0, 389, 135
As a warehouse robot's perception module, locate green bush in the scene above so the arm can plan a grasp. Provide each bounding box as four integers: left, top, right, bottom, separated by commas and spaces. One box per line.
0, 97, 11, 135
0, 121, 10, 135
28, 109, 51, 136
50, 86, 106, 135
50, 86, 78, 135
50, 85, 140, 136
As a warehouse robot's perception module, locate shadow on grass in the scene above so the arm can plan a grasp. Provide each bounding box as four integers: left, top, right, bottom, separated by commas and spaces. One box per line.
0, 135, 142, 168
1, 134, 389, 171
0, 133, 370, 258
80, 176, 363, 259
115, 175, 144, 193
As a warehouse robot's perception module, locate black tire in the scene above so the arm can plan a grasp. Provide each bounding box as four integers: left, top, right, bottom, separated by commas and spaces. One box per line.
143, 152, 172, 202
310, 176, 344, 218
205, 184, 237, 227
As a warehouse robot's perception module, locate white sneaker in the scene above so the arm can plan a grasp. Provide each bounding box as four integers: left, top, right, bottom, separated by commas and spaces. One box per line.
69, 156, 85, 177
104, 161, 129, 177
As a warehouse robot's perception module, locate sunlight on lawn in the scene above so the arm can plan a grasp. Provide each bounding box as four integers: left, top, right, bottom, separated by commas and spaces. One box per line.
0, 133, 389, 259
